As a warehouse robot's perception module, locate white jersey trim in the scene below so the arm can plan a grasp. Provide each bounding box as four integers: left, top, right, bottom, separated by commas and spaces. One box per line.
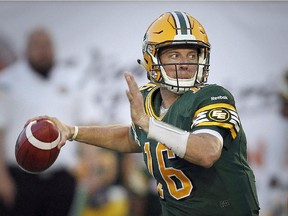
192, 129, 224, 147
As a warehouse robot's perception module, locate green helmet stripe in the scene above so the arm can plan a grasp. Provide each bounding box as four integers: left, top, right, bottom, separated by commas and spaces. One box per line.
171, 11, 192, 35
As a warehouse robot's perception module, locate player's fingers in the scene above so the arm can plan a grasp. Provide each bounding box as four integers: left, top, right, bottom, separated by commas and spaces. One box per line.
125, 72, 138, 103
57, 128, 69, 149
125, 89, 133, 102
124, 72, 139, 95
57, 140, 66, 149
24, 115, 50, 127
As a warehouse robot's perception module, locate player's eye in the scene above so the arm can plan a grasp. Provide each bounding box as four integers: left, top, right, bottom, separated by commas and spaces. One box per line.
188, 53, 198, 62
170, 53, 178, 59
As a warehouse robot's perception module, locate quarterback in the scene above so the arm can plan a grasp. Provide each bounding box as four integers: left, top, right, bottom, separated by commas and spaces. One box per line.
29, 11, 260, 216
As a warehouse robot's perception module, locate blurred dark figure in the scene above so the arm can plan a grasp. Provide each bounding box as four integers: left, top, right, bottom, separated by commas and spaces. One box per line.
0, 28, 79, 216
279, 70, 288, 118
266, 69, 288, 216
0, 33, 17, 71
120, 154, 162, 216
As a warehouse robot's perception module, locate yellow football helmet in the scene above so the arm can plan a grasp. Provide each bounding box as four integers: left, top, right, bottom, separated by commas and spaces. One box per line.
140, 11, 210, 94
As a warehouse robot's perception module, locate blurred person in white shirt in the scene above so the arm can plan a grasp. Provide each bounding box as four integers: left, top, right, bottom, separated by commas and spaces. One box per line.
0, 28, 79, 216
0, 33, 17, 72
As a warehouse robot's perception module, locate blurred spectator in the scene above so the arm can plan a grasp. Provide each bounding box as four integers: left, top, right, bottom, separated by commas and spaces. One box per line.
278, 69, 288, 118
71, 145, 129, 216
0, 33, 17, 71
0, 27, 80, 216
74, 49, 160, 216
121, 154, 161, 216
264, 69, 288, 216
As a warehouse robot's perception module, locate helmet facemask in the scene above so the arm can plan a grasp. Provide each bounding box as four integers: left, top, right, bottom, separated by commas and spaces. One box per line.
149, 43, 210, 94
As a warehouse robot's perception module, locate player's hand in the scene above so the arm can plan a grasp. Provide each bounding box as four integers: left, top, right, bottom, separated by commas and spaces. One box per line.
25, 115, 73, 149
124, 72, 149, 132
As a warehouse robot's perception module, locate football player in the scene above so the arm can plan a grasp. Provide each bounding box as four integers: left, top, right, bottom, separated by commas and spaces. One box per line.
29, 11, 260, 216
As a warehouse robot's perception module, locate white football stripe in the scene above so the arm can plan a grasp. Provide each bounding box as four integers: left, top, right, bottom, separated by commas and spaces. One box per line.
25, 120, 60, 150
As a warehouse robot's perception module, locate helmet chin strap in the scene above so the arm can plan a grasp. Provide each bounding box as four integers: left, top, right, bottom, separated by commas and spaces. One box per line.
161, 83, 191, 94
159, 63, 198, 94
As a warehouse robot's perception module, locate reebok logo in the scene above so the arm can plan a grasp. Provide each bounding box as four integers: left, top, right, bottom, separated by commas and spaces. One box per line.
211, 95, 228, 101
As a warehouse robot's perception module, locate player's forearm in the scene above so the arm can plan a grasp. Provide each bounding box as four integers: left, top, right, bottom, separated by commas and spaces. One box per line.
147, 118, 222, 167
184, 133, 222, 168
72, 124, 141, 153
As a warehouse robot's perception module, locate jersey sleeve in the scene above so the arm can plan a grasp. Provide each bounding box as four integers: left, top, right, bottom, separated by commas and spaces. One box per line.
191, 85, 241, 140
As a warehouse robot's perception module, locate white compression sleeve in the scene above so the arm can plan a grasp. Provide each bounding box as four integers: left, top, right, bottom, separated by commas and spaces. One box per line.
147, 117, 189, 158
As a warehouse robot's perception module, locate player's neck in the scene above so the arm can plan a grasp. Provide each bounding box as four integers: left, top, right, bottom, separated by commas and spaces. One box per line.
160, 87, 180, 109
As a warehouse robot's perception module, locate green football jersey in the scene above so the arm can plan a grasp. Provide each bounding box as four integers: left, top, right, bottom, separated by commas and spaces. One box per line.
131, 83, 260, 216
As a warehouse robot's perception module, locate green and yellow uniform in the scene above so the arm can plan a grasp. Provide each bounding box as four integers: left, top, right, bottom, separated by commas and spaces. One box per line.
131, 83, 260, 216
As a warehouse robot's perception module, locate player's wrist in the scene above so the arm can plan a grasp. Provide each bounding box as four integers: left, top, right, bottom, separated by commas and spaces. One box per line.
147, 117, 189, 158
68, 126, 78, 141
136, 115, 149, 132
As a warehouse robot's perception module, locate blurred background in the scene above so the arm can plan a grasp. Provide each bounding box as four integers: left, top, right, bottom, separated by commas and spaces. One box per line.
0, 1, 287, 216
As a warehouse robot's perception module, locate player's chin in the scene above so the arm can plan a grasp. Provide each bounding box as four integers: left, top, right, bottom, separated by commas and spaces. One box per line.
171, 76, 194, 80
172, 72, 196, 79
178, 76, 194, 79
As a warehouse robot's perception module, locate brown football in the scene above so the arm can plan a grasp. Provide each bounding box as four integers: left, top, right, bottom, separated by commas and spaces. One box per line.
15, 119, 60, 173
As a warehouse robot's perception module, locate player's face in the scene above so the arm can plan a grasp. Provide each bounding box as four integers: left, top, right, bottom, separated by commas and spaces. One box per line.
159, 47, 198, 79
